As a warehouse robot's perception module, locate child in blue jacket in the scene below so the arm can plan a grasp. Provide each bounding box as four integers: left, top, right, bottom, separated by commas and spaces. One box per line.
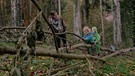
83, 26, 95, 54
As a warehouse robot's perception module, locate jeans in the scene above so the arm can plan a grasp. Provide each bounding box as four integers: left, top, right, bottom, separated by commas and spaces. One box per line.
56, 34, 66, 48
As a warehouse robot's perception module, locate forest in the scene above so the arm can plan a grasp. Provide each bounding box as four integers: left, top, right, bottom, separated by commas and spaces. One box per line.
0, 0, 135, 76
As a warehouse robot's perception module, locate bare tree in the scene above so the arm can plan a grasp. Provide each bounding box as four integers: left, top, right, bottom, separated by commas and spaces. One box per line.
0, 0, 3, 26
58, 0, 61, 29
82, 0, 90, 26
100, 0, 105, 46
11, 0, 17, 26
73, 0, 82, 40
113, 0, 122, 47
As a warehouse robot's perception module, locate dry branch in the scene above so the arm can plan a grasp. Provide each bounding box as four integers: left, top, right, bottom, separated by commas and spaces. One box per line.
102, 48, 135, 59
31, 0, 59, 52
44, 31, 85, 41
0, 27, 26, 31
86, 57, 95, 76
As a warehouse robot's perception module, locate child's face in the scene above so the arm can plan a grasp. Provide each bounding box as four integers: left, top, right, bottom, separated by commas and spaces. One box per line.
92, 29, 95, 33
84, 29, 89, 35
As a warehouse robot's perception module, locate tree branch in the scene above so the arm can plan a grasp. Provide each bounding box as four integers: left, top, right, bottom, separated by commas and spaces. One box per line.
0, 27, 26, 31
102, 48, 135, 59
31, 0, 59, 52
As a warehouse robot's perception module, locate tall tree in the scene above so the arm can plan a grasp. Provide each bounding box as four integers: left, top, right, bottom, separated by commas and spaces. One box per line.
133, 0, 135, 46
82, 0, 90, 26
73, 0, 82, 39
113, 0, 122, 47
100, 0, 105, 46
11, 0, 17, 26
0, 0, 5, 26
16, 0, 21, 26
58, 0, 61, 28
0, 1, 3, 26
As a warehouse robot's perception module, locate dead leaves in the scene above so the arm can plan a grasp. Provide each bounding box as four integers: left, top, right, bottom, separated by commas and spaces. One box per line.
126, 59, 132, 68
130, 71, 135, 75
117, 74, 124, 76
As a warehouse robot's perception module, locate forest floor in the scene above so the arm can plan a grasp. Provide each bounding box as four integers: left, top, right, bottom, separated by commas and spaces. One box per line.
0, 42, 135, 76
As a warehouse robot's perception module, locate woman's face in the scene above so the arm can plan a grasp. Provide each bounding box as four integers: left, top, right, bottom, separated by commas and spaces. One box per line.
51, 13, 57, 19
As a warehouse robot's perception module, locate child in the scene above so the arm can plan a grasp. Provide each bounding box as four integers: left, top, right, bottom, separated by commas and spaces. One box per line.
92, 26, 101, 56
83, 26, 95, 54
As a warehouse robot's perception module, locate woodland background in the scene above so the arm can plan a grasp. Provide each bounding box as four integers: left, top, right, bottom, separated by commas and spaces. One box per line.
0, 0, 135, 76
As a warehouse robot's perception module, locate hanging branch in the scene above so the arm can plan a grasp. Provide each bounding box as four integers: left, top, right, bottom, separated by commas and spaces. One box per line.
44, 31, 85, 41
31, 0, 59, 53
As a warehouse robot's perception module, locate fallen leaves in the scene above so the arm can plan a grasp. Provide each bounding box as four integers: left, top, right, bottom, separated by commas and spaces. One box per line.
117, 74, 124, 76
126, 59, 132, 68
29, 66, 33, 70
130, 70, 135, 75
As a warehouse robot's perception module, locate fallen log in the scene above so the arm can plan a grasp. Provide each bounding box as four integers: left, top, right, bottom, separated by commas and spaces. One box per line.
102, 48, 135, 59
0, 45, 106, 63
59, 43, 114, 53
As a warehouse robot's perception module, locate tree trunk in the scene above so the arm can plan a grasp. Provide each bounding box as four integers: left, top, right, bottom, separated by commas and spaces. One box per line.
100, 0, 105, 46
112, 0, 117, 46
3, 0, 6, 26
114, 0, 122, 47
73, 0, 82, 40
16, 0, 20, 26
0, 0, 4, 26
82, 6, 87, 26
29, 0, 32, 22
0, 45, 106, 63
58, 0, 62, 31
0, 1, 3, 26
133, 1, 135, 46
82, 0, 90, 26
11, 0, 17, 26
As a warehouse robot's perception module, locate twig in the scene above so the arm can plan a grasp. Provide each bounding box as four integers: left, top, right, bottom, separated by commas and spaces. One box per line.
48, 58, 54, 76
86, 57, 95, 76
40, 61, 83, 76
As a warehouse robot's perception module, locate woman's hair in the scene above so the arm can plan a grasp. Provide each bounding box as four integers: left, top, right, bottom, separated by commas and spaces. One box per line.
50, 10, 56, 16
83, 26, 91, 33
